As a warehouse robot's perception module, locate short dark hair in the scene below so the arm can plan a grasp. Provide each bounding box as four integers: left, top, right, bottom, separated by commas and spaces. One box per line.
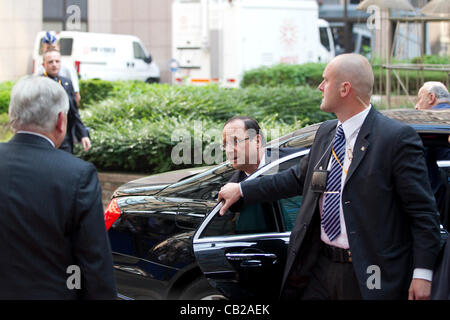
224, 116, 265, 143
43, 48, 60, 60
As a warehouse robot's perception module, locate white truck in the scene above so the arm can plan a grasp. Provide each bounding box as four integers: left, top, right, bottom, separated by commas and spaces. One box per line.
172, 0, 335, 86
33, 31, 160, 83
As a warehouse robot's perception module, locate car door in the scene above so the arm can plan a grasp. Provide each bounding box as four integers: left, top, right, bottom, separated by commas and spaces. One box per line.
193, 150, 309, 299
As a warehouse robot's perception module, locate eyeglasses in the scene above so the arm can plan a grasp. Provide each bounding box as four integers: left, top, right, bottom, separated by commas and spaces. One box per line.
221, 137, 250, 150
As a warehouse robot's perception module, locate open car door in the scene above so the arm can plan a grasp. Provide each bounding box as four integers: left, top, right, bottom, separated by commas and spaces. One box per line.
193, 150, 309, 299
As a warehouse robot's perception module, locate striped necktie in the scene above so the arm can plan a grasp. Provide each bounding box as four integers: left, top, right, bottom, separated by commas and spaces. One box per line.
322, 124, 346, 241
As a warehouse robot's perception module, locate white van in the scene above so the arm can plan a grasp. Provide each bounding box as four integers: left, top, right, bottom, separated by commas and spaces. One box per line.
33, 31, 160, 83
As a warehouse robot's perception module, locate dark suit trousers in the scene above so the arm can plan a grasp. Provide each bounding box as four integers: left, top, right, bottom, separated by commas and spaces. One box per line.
302, 246, 362, 300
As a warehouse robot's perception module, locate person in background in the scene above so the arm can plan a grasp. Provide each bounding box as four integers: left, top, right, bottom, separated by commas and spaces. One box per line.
415, 81, 450, 110
42, 49, 91, 153
0, 75, 116, 299
35, 31, 81, 106
415, 81, 450, 227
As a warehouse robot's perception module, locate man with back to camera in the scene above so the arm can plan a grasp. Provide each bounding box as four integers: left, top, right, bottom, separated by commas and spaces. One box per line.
0, 75, 116, 299
42, 48, 91, 154
218, 54, 441, 300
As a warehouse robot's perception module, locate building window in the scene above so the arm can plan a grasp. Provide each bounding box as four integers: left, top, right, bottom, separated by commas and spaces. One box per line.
43, 0, 88, 32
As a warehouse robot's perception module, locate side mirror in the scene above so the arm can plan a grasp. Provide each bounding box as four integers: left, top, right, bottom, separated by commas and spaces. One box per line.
144, 55, 152, 64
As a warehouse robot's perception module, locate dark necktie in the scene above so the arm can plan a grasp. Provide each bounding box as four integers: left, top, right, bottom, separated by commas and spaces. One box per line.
322, 124, 346, 241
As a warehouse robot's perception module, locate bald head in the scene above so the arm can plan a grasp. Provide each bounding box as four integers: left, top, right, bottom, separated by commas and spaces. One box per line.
329, 53, 374, 102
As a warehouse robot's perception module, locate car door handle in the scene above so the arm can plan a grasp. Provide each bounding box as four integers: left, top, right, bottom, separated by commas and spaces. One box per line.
225, 253, 277, 262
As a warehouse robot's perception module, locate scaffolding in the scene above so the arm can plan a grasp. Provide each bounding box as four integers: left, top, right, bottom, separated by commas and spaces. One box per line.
383, 15, 450, 108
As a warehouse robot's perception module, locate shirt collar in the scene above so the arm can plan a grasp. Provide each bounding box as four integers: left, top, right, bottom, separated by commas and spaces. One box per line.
258, 151, 266, 169
244, 149, 266, 177
338, 105, 372, 141
16, 131, 55, 148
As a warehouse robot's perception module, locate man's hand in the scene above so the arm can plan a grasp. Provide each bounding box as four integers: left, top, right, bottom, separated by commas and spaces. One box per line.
217, 183, 241, 216
81, 137, 91, 151
408, 279, 432, 300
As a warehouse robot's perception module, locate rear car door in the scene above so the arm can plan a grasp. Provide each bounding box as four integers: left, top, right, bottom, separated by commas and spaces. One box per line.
193, 150, 309, 299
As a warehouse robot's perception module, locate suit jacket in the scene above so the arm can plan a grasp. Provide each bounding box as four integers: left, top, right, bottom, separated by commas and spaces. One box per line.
0, 133, 116, 299
431, 233, 450, 299
43, 74, 89, 152
241, 108, 441, 300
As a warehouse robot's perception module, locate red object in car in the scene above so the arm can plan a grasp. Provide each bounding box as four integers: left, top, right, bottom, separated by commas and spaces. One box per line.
104, 198, 121, 230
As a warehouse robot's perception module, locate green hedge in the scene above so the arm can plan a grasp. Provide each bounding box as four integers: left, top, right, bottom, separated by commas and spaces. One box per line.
75, 83, 333, 173
81, 83, 330, 126
0, 79, 333, 173
241, 63, 326, 88
241, 60, 449, 95
0, 82, 14, 114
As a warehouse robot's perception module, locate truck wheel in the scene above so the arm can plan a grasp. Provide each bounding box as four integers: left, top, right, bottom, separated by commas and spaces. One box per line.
179, 277, 226, 300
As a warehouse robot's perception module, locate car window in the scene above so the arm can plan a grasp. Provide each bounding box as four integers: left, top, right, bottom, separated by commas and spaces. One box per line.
38, 37, 73, 56
133, 42, 146, 60
199, 153, 305, 238
319, 27, 330, 51
59, 38, 73, 56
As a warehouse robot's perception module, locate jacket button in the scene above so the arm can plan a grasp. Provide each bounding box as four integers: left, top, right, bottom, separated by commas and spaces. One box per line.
344, 201, 351, 205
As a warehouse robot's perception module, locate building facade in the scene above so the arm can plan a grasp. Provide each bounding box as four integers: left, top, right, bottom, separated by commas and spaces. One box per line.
0, 0, 448, 83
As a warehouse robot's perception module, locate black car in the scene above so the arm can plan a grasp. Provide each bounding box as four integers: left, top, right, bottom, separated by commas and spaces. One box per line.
104, 109, 450, 300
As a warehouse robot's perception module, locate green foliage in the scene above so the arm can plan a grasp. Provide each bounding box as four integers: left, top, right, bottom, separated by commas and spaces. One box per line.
75, 83, 333, 173
241, 60, 449, 96
0, 113, 12, 142
0, 82, 14, 114
79, 79, 115, 108
241, 63, 326, 88
371, 65, 448, 95
411, 55, 450, 65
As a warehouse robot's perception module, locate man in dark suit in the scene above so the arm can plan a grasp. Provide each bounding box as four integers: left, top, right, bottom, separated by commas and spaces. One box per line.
223, 115, 302, 183
222, 116, 266, 183
218, 54, 441, 300
222, 116, 302, 232
42, 49, 91, 154
0, 75, 116, 299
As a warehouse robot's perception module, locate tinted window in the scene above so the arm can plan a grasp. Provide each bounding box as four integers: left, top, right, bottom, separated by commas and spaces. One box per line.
59, 38, 73, 56
319, 27, 330, 51
133, 42, 147, 60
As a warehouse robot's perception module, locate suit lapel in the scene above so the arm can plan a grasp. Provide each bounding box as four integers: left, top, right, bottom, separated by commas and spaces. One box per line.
344, 108, 376, 185
314, 121, 336, 171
